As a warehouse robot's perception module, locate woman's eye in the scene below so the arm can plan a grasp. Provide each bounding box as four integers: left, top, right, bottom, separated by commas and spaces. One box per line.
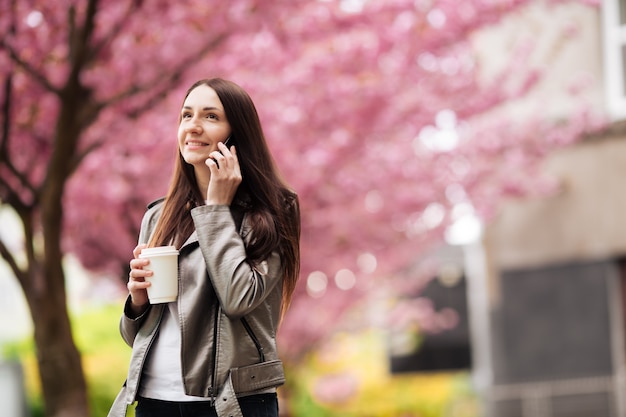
206, 113, 217, 120
182, 113, 192, 119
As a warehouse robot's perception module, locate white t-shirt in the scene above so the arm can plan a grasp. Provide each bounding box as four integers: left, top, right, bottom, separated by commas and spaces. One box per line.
139, 302, 211, 402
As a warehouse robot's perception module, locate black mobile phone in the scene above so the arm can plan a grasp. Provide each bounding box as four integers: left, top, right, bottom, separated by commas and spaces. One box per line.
212, 136, 232, 168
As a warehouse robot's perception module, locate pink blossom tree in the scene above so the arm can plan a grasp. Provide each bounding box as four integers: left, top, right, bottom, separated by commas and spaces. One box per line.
0, 1, 292, 416
252, 0, 603, 357
0, 0, 601, 415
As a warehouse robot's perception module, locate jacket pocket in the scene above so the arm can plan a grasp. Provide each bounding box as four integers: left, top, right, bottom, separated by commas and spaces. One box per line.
229, 360, 285, 394
240, 317, 265, 362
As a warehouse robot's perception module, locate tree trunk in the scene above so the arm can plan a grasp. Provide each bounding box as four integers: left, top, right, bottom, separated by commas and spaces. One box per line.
20, 164, 90, 417
20, 79, 94, 417
23, 266, 89, 417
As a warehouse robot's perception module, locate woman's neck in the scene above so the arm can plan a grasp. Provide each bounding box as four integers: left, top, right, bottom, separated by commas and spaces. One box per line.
194, 168, 211, 201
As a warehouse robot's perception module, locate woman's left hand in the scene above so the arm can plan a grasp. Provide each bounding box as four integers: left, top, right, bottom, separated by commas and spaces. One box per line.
205, 142, 242, 205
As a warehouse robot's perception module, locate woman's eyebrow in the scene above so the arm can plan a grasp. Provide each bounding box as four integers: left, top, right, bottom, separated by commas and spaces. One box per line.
182, 106, 223, 111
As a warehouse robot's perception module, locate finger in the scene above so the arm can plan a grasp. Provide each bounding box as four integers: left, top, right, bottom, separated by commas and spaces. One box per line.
205, 157, 219, 171
217, 142, 238, 161
218, 141, 232, 155
211, 148, 238, 173
127, 280, 151, 292
128, 276, 151, 287
210, 151, 227, 167
130, 258, 149, 270
128, 272, 144, 284
133, 244, 147, 259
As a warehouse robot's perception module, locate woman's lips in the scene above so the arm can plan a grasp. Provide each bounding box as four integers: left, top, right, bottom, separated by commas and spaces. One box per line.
186, 140, 209, 147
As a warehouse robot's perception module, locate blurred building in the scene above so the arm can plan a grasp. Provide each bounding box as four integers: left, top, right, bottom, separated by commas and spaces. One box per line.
465, 2, 626, 417
0, 362, 27, 417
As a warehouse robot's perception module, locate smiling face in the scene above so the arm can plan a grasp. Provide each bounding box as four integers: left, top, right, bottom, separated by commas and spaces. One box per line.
178, 84, 231, 173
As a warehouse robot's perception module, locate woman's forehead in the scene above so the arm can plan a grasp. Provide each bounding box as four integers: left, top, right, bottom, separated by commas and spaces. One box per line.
183, 85, 223, 109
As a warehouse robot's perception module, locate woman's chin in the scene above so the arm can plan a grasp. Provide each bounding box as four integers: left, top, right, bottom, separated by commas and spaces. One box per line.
182, 154, 208, 167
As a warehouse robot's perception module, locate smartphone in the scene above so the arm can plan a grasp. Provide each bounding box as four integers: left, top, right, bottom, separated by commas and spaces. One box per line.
212, 136, 232, 168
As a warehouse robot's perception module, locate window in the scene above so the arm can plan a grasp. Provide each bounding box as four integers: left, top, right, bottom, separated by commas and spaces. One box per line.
602, 0, 626, 119
389, 272, 472, 373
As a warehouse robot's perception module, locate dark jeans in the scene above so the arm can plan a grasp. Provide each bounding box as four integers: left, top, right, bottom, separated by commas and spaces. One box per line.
135, 393, 278, 417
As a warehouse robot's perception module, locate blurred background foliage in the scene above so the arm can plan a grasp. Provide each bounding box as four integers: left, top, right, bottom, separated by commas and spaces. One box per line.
0, 0, 612, 415
4, 304, 480, 417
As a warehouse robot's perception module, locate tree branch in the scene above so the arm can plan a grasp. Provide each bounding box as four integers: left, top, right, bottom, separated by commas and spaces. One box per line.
0, 93, 38, 208
1, 69, 12, 160
0, 42, 61, 95
0, 170, 36, 210
89, 0, 145, 61
102, 32, 229, 118
68, 140, 105, 176
1, 0, 16, 158
0, 236, 27, 288
67, 0, 100, 80
1, 58, 49, 207
0, 0, 60, 95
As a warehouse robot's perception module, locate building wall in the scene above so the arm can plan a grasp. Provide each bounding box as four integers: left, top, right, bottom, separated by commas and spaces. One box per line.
470, 131, 626, 417
466, 5, 626, 415
484, 130, 626, 271
471, 2, 604, 120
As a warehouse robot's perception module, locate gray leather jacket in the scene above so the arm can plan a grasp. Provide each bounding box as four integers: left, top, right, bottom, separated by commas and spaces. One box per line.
108, 199, 285, 417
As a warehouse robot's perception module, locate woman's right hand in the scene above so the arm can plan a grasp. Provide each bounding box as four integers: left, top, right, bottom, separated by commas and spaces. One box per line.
127, 244, 152, 315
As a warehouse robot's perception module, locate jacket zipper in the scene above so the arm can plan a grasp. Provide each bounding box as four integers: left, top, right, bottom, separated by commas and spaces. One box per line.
210, 303, 220, 406
240, 317, 265, 363
132, 305, 164, 401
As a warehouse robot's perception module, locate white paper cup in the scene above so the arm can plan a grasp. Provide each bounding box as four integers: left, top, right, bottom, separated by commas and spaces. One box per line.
139, 246, 179, 304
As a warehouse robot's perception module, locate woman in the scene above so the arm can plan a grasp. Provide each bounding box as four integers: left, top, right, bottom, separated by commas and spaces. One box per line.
108, 78, 300, 417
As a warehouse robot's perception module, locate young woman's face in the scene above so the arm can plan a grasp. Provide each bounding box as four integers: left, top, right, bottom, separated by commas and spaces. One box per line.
178, 85, 232, 169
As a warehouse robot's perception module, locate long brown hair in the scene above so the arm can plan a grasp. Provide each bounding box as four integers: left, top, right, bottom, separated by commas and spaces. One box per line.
149, 78, 301, 316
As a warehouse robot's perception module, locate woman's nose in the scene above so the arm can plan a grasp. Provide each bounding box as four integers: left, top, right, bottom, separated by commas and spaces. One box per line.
186, 117, 202, 133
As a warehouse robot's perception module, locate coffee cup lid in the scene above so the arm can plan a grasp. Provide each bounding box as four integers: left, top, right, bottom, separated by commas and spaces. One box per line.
139, 246, 179, 257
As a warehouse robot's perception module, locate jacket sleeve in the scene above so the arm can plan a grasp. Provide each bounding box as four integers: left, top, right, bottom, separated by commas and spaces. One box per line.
119, 295, 152, 347
118, 202, 160, 345
190, 204, 283, 319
